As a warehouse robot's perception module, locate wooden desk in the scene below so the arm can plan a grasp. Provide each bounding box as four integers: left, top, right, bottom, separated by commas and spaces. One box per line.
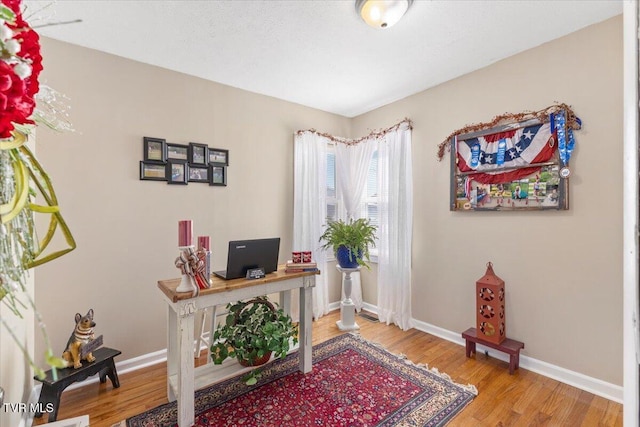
157, 266, 318, 427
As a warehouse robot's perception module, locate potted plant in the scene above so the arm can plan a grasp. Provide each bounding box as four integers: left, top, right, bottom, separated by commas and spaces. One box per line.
210, 296, 298, 368
319, 218, 377, 269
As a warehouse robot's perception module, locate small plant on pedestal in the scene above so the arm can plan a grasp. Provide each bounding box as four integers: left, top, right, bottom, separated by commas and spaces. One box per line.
319, 218, 377, 269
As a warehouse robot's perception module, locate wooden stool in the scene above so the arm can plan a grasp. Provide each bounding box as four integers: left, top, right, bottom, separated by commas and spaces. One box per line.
462, 327, 524, 374
34, 347, 121, 422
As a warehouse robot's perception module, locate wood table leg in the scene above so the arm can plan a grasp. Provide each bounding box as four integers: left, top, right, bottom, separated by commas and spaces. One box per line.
206, 305, 218, 364
509, 351, 521, 375
166, 305, 177, 402
299, 276, 314, 374
35, 384, 62, 422
177, 301, 196, 427
465, 339, 476, 358
105, 357, 120, 387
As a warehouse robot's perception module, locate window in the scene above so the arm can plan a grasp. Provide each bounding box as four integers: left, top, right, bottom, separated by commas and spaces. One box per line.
364, 150, 378, 227
364, 150, 378, 258
326, 145, 378, 261
326, 146, 338, 222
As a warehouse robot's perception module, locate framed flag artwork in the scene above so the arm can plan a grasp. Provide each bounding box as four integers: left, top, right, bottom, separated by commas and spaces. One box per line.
448, 106, 581, 211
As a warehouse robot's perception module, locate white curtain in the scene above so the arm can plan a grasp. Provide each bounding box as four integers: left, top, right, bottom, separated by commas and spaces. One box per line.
336, 143, 375, 219
293, 131, 329, 320
377, 123, 413, 330
335, 142, 376, 311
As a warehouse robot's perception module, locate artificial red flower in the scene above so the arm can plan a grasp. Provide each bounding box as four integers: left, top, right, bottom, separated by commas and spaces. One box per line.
0, 61, 35, 138
2, 0, 21, 15
2, 0, 26, 28
16, 28, 42, 96
0, 0, 41, 136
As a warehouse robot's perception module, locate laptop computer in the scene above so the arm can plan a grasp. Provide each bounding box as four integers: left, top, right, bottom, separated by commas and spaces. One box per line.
213, 237, 280, 280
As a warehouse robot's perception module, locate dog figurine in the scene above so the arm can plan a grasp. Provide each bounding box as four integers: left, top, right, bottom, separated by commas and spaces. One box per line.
62, 309, 97, 369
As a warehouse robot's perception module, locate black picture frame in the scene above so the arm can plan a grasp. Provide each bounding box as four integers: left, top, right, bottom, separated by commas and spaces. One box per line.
166, 143, 189, 161
209, 165, 227, 186
208, 148, 229, 166
143, 137, 166, 163
167, 160, 188, 185
188, 165, 209, 183
140, 161, 168, 181
189, 142, 208, 166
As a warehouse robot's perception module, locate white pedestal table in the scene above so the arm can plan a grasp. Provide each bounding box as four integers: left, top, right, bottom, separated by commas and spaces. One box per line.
336, 265, 361, 331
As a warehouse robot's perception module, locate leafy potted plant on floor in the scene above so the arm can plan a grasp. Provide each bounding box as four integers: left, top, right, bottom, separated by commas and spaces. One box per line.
319, 218, 377, 269
210, 296, 298, 371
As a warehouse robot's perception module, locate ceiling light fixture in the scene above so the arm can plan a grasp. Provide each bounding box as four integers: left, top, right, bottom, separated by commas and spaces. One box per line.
355, 0, 413, 29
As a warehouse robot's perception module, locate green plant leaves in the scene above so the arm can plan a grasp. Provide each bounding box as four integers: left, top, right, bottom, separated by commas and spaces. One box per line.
210, 296, 299, 369
242, 368, 262, 386
319, 218, 377, 268
0, 4, 15, 23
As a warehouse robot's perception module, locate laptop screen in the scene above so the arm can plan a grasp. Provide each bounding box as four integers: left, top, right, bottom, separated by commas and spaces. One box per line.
214, 238, 280, 280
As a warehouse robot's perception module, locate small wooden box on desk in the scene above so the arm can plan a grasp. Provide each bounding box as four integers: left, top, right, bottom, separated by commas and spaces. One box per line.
462, 327, 524, 375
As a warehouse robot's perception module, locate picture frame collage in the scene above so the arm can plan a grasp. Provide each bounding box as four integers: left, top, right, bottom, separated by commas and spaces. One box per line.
450, 117, 569, 211
139, 137, 228, 186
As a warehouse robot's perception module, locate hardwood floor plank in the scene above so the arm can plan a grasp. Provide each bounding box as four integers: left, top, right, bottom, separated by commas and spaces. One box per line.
539, 383, 581, 423
511, 377, 551, 415
33, 311, 622, 426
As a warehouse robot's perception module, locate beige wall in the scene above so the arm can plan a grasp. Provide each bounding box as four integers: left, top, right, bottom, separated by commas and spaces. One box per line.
32, 38, 350, 366
353, 16, 623, 386
29, 15, 622, 389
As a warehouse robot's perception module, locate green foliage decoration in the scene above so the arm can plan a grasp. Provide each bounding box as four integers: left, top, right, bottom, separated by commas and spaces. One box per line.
210, 296, 298, 370
318, 218, 377, 268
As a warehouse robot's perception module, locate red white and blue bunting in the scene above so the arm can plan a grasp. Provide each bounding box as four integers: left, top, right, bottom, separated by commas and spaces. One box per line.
437, 103, 581, 164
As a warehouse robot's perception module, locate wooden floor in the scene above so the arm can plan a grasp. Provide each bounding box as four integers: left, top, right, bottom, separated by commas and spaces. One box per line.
33, 310, 622, 426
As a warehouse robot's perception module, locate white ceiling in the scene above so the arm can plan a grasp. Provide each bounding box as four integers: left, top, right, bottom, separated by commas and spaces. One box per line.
22, 0, 622, 118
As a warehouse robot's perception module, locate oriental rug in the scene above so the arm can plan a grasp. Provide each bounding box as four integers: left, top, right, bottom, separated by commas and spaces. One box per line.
126, 333, 477, 427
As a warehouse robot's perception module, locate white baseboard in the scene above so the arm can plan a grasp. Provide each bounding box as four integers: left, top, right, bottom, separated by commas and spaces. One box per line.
327, 301, 340, 312
362, 303, 378, 315
326, 301, 377, 314
411, 318, 623, 403
30, 336, 215, 398
29, 307, 622, 408
30, 348, 169, 397
114, 348, 167, 376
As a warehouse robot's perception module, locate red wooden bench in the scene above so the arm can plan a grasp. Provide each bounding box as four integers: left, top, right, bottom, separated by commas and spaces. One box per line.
462, 327, 524, 374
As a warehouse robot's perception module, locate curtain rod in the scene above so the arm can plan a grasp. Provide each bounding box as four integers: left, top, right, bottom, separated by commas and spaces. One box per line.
296, 118, 413, 146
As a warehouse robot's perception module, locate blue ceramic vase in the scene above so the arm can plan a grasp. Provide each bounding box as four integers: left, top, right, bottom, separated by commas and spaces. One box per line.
336, 246, 361, 268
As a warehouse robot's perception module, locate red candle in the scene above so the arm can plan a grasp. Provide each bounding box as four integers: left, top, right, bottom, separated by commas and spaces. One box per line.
178, 220, 192, 247
197, 235, 210, 251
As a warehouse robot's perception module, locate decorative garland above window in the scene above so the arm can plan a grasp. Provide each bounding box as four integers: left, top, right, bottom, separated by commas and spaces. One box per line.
296, 118, 413, 145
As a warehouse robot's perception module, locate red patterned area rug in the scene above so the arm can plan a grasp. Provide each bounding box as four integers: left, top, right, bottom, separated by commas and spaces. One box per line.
126, 333, 477, 427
